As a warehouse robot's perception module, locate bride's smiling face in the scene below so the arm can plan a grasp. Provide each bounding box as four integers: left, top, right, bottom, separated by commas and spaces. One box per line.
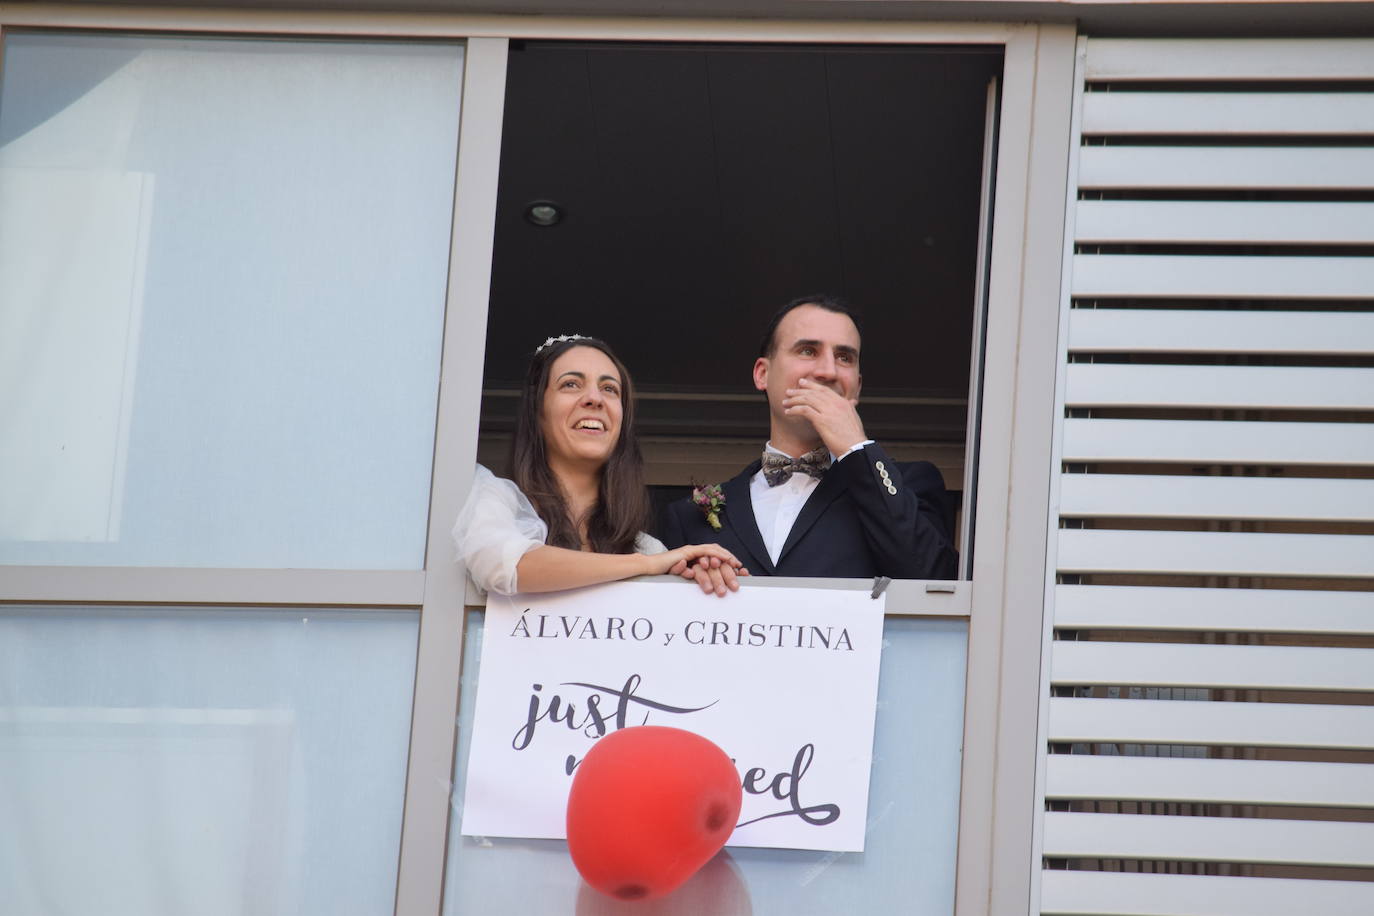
540, 346, 624, 470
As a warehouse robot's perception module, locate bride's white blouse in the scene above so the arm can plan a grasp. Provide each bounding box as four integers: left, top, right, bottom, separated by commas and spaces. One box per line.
452, 464, 666, 595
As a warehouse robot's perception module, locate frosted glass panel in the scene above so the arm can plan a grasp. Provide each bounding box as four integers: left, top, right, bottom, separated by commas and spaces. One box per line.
0, 605, 418, 916
0, 33, 463, 568
443, 610, 966, 914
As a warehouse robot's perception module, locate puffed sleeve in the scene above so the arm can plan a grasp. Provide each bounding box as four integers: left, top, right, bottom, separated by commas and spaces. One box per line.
452, 465, 548, 595
635, 532, 668, 555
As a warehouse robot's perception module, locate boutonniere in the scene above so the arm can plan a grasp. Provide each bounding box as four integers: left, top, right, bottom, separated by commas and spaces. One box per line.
691, 483, 725, 531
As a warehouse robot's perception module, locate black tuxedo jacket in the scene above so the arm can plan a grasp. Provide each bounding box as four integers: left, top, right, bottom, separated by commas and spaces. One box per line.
661, 442, 958, 580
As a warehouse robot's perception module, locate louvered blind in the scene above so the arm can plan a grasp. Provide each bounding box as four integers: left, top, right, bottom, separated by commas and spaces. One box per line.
1040, 38, 1374, 916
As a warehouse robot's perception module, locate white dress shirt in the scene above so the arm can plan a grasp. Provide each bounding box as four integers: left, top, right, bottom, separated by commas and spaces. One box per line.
750, 440, 872, 564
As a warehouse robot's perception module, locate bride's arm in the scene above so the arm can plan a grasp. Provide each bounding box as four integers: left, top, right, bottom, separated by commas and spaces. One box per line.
512, 545, 653, 593
515, 542, 744, 594
454, 466, 743, 595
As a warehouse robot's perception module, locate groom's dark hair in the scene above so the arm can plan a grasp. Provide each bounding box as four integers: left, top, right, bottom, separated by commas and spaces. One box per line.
758, 294, 863, 358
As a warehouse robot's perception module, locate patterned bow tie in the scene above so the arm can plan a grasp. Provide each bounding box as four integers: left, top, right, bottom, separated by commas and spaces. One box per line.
761, 447, 832, 487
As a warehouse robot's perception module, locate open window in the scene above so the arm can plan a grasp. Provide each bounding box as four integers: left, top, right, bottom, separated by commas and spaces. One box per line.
445, 37, 1011, 915
475, 40, 1002, 577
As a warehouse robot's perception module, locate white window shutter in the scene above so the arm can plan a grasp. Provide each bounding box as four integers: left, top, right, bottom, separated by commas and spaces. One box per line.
1039, 38, 1374, 916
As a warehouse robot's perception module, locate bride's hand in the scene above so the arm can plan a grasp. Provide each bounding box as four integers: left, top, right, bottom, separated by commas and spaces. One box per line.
653, 544, 747, 597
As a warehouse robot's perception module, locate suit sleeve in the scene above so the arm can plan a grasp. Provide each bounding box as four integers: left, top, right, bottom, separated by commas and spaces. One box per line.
830, 442, 958, 579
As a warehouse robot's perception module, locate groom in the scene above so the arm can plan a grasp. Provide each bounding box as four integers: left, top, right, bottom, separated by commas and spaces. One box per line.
662, 294, 958, 581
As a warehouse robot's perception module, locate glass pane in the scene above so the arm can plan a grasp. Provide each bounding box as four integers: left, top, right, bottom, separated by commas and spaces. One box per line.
443, 609, 966, 914
0, 605, 419, 915
0, 33, 464, 569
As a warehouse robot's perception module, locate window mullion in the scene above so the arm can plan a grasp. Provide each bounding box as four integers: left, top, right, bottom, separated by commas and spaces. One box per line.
394, 35, 509, 916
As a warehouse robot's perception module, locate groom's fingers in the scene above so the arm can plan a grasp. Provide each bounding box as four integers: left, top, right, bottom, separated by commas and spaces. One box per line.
783, 381, 850, 417
686, 557, 735, 596
693, 565, 723, 596
692, 567, 711, 593
717, 564, 741, 593
705, 565, 729, 596
783, 383, 867, 454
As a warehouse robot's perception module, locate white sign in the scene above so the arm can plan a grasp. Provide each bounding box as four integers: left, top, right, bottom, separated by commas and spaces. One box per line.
461, 581, 886, 852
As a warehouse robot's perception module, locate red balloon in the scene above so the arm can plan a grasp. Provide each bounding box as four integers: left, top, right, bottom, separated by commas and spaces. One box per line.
567, 726, 743, 901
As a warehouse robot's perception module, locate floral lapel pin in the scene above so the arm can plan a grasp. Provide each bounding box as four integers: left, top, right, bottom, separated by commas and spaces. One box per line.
691, 483, 725, 531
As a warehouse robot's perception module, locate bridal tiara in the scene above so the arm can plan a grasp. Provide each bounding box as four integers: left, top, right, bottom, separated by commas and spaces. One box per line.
536, 333, 590, 353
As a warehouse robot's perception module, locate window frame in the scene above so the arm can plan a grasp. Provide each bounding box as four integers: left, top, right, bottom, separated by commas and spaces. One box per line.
0, 10, 1075, 915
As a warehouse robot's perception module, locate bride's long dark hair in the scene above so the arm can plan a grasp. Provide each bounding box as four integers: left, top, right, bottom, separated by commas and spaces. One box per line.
507, 337, 651, 554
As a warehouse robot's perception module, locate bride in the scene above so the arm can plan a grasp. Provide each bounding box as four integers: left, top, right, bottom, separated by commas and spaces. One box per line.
453, 334, 746, 597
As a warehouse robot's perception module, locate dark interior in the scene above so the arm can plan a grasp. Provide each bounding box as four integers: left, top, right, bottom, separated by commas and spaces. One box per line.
480, 40, 1002, 518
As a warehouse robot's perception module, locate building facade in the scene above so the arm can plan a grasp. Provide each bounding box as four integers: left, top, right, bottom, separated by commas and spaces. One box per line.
1, 2, 1371, 913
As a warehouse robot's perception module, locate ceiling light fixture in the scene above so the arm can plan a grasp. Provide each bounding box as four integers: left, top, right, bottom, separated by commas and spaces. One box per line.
524, 200, 563, 227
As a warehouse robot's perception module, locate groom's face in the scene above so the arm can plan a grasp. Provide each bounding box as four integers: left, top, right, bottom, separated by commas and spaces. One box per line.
753, 303, 862, 418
